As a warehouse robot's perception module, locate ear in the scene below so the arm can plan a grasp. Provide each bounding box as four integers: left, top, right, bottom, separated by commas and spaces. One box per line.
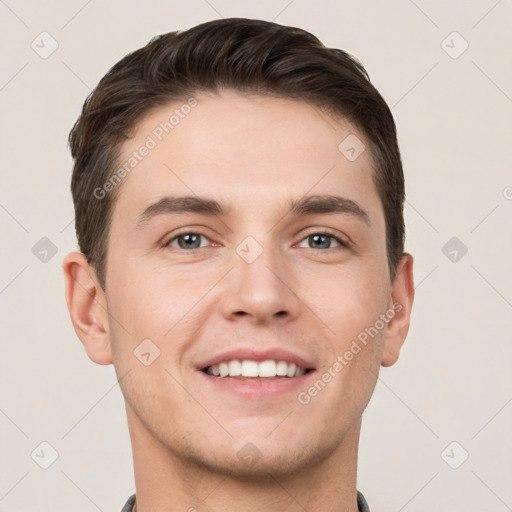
62, 251, 113, 365
381, 253, 414, 367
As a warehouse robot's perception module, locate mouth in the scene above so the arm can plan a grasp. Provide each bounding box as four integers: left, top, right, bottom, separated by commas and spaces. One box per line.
201, 359, 314, 379
196, 348, 316, 397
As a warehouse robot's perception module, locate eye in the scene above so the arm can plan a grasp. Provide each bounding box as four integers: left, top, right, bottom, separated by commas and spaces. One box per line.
296, 231, 348, 250
163, 230, 349, 251
165, 232, 211, 250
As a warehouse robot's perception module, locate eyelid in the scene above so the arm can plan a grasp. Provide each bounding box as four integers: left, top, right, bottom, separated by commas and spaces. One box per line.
298, 228, 351, 248
163, 227, 351, 250
162, 228, 215, 248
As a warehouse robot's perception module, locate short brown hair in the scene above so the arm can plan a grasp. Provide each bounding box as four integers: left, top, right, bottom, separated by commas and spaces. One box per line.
69, 17, 405, 290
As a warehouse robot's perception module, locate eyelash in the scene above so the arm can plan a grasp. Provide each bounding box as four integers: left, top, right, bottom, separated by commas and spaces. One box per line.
163, 229, 350, 251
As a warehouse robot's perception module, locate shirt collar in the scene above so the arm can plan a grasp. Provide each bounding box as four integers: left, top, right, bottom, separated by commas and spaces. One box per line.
122, 491, 370, 511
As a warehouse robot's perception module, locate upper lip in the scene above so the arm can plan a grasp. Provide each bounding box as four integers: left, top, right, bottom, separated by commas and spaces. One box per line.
197, 347, 315, 371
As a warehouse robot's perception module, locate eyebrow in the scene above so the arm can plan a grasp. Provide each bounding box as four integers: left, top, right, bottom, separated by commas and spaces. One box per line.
135, 194, 370, 230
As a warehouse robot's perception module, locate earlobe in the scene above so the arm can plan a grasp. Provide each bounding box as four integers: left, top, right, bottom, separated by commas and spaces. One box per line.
62, 251, 113, 365
381, 253, 414, 367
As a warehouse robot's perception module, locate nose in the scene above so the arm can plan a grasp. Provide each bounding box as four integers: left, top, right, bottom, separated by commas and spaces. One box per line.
219, 240, 302, 325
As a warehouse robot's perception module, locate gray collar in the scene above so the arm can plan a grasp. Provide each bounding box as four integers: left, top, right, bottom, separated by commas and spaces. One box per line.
122, 491, 370, 511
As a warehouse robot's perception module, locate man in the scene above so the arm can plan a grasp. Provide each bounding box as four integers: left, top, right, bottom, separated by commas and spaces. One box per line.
63, 18, 414, 512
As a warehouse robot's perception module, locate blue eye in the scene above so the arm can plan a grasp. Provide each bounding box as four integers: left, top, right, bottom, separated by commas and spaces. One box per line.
297, 232, 346, 250
164, 231, 348, 251
166, 233, 209, 250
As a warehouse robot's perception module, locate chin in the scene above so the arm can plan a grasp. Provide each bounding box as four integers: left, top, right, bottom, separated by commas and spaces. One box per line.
196, 452, 314, 480
176, 434, 333, 480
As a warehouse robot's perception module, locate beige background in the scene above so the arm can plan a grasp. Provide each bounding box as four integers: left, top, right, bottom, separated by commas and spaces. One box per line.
1, 0, 511, 510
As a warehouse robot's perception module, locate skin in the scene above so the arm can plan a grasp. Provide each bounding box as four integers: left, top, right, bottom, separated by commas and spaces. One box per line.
63, 89, 414, 512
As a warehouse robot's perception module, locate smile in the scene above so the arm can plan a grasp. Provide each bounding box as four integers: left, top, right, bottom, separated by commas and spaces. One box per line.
203, 359, 311, 378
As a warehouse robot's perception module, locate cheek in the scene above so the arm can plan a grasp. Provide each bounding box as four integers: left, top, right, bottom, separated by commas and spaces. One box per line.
305, 264, 389, 408
307, 264, 388, 337
106, 259, 208, 371
107, 254, 174, 328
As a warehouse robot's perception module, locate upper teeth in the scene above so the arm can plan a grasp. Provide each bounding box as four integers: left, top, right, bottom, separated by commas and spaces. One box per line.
206, 360, 307, 378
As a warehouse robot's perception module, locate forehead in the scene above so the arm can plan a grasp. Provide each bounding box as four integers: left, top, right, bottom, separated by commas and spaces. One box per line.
111, 89, 382, 225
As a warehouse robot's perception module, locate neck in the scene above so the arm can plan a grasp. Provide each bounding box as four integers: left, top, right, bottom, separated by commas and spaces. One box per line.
126, 405, 362, 512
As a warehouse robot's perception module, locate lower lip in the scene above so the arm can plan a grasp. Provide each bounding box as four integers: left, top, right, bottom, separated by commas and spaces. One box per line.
197, 370, 315, 398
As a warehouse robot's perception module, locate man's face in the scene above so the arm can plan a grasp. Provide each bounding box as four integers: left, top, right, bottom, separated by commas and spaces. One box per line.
104, 89, 395, 476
